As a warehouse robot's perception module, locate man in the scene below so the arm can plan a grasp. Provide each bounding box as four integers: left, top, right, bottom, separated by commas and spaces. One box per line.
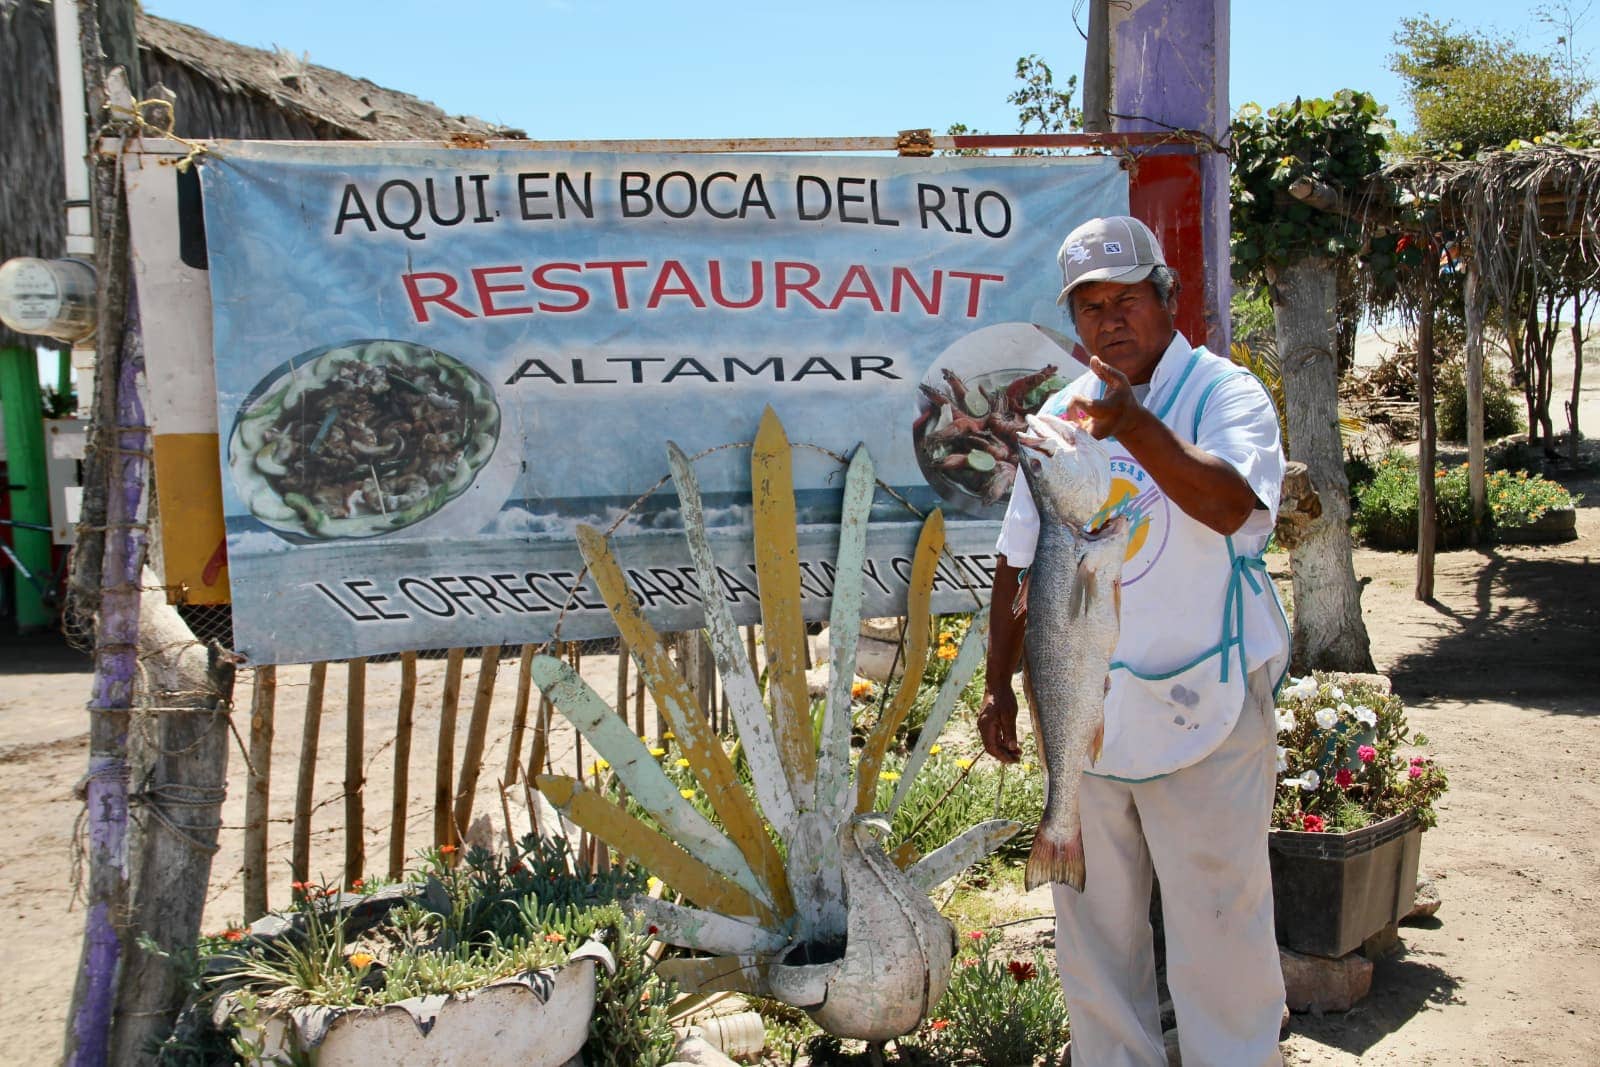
979, 215, 1290, 1066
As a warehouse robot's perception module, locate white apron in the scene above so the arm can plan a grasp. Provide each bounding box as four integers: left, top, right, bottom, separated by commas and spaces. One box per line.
1043, 344, 1290, 781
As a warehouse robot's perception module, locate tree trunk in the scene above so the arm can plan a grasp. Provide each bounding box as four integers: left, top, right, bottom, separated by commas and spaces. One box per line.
1568, 289, 1587, 465
1465, 264, 1487, 539
108, 575, 233, 1065
1271, 257, 1374, 672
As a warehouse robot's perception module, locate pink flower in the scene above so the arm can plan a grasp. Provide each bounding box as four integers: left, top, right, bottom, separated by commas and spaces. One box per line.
1335, 768, 1354, 789
966, 930, 985, 941
1409, 765, 1423, 779
1302, 813, 1326, 832
1410, 756, 1426, 768
1358, 745, 1377, 764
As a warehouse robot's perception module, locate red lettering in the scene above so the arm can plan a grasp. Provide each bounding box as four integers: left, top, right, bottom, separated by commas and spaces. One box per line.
471, 265, 533, 317
890, 267, 942, 315
401, 271, 474, 323
948, 270, 1005, 318
583, 260, 648, 309
646, 260, 707, 308
531, 262, 590, 312
774, 260, 827, 310
827, 264, 884, 311
708, 260, 763, 309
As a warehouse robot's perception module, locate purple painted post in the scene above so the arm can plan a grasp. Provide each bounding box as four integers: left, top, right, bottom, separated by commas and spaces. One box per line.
1110, 0, 1232, 349
66, 293, 147, 1067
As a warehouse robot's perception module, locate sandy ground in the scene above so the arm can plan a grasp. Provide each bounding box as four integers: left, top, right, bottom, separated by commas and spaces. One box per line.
1, 335, 1596, 1064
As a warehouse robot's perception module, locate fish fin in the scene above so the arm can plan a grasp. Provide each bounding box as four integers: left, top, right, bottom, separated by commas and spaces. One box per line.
1013, 569, 1031, 618
1113, 577, 1122, 623
1090, 713, 1104, 765
1025, 829, 1086, 892
1071, 559, 1097, 619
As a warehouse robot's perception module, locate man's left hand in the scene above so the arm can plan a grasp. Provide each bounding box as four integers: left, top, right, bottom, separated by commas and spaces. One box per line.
1065, 356, 1148, 441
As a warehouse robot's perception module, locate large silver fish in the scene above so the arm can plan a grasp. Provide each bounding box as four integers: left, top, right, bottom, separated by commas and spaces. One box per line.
1015, 412, 1130, 892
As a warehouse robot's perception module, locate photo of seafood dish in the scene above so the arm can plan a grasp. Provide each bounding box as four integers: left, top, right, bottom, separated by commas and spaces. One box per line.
912, 323, 1070, 516
228, 340, 502, 541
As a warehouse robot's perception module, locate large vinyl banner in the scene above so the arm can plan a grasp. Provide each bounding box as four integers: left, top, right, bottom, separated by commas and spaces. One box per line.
200, 144, 1126, 664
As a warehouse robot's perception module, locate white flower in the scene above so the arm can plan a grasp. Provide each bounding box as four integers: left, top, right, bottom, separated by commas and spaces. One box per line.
1275, 708, 1297, 733
1284, 677, 1318, 701
1299, 769, 1321, 792
1276, 745, 1288, 773
1329, 686, 1344, 700
1354, 705, 1377, 727
1314, 707, 1339, 731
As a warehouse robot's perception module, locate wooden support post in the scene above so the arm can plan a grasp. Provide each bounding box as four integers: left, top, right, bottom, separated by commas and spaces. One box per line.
108, 575, 235, 1063
291, 662, 327, 886
453, 644, 501, 842
633, 656, 646, 739
434, 648, 466, 847
242, 667, 276, 921
530, 693, 553, 782
1465, 263, 1488, 539
616, 645, 630, 731
504, 646, 536, 788
344, 658, 367, 887
387, 652, 417, 879
1416, 243, 1440, 601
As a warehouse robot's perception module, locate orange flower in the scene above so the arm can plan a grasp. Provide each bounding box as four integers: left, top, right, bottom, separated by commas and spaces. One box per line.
349, 878, 364, 891
930, 1018, 950, 1031
544, 931, 567, 944
221, 928, 245, 942
438, 844, 458, 855
936, 644, 958, 661
349, 951, 375, 969
851, 680, 873, 700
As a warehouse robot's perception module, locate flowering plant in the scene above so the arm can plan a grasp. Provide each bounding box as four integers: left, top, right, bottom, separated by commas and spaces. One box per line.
1272, 673, 1448, 833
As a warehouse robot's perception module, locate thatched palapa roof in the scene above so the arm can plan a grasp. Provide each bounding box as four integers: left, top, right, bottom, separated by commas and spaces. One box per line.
0, 1, 526, 350
1379, 144, 1600, 304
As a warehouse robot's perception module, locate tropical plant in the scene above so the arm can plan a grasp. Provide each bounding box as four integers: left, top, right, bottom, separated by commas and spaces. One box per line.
1436, 359, 1524, 442
1272, 673, 1448, 833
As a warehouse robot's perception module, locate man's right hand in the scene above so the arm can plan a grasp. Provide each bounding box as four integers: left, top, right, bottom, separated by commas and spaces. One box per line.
977, 684, 1023, 764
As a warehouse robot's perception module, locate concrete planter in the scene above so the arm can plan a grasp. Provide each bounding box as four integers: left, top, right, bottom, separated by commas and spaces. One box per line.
1494, 504, 1577, 544
220, 941, 614, 1066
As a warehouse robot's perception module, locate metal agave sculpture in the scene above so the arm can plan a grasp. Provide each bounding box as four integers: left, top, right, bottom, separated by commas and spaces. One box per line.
529, 408, 1017, 1040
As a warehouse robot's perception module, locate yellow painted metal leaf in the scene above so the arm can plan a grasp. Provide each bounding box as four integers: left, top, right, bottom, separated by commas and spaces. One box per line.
537, 775, 777, 927
576, 524, 794, 919
751, 406, 817, 808
855, 510, 945, 813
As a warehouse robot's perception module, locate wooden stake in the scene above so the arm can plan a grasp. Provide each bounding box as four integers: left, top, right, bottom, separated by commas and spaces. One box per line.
633, 655, 646, 738
434, 648, 466, 848
530, 693, 552, 782
243, 666, 276, 921
453, 644, 502, 842
387, 652, 417, 879
344, 658, 366, 888
291, 662, 327, 886
615, 644, 630, 730
1416, 242, 1439, 601
504, 645, 536, 787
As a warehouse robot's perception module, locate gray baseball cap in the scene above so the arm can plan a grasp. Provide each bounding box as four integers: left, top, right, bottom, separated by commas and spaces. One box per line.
1055, 215, 1167, 306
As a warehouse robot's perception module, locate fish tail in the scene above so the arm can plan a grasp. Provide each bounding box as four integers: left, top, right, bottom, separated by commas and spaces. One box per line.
1025, 828, 1086, 892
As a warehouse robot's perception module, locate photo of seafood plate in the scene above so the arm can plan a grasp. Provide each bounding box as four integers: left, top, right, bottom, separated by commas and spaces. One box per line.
227, 340, 502, 541
911, 323, 1071, 516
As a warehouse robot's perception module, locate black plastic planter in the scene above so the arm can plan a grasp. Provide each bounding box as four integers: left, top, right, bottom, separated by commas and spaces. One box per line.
1268, 810, 1422, 958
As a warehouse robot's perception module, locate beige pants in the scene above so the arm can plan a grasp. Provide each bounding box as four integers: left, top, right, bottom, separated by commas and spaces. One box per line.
1052, 666, 1284, 1067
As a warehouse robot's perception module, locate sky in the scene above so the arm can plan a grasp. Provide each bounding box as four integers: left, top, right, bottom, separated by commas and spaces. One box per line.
135, 0, 1596, 142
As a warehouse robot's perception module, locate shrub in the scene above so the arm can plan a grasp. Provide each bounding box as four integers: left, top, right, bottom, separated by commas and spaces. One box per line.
918, 930, 1069, 1065
1437, 361, 1522, 442
1351, 451, 1577, 548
